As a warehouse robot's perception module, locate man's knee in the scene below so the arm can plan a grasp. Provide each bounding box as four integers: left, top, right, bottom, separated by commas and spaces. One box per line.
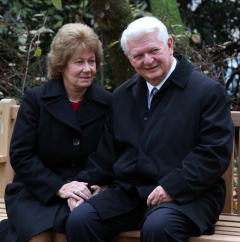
66, 202, 97, 230
141, 213, 170, 237
140, 208, 197, 242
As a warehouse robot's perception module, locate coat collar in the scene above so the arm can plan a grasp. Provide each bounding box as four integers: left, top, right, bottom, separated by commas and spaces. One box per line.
41, 80, 109, 133
168, 54, 193, 88
124, 55, 193, 126
125, 54, 193, 90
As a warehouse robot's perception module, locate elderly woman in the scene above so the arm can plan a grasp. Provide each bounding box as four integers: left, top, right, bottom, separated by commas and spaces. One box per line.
2, 23, 113, 242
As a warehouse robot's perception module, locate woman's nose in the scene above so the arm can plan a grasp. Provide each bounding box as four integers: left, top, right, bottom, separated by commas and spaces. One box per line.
82, 62, 91, 72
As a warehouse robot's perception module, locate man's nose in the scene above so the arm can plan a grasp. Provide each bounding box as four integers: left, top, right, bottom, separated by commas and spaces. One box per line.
143, 53, 154, 65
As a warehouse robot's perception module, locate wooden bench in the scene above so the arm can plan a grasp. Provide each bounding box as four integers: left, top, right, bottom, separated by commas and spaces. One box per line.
0, 98, 240, 241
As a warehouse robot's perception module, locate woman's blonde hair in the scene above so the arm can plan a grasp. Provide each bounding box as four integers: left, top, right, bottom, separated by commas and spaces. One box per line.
47, 23, 103, 80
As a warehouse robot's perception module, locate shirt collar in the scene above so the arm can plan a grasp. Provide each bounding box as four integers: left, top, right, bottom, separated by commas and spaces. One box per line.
146, 57, 177, 94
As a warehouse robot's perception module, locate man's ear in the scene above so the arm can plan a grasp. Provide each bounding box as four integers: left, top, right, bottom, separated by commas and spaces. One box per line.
125, 53, 130, 60
126, 53, 134, 66
167, 37, 174, 54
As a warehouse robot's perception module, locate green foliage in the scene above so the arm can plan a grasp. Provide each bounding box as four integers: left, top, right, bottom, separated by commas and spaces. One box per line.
0, 0, 94, 101
52, 0, 62, 10
0, 0, 149, 101
129, 1, 150, 18
0, 0, 239, 108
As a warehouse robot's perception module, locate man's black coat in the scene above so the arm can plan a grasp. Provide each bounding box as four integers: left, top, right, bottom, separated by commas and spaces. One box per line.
81, 55, 234, 234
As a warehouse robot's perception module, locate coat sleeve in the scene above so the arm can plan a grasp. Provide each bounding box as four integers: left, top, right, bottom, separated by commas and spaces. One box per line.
74, 110, 116, 186
10, 89, 65, 204
158, 83, 234, 204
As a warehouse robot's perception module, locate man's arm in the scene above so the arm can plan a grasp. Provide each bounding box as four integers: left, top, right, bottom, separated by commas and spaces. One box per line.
157, 83, 234, 204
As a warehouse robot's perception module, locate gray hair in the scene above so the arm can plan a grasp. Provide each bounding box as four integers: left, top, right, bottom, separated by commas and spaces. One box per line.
120, 16, 169, 55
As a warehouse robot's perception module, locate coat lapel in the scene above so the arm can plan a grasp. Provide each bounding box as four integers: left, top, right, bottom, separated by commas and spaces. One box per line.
129, 74, 149, 126
76, 82, 110, 126
41, 80, 82, 133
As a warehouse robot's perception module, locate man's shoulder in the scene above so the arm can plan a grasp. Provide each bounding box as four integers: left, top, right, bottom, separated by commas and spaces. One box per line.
190, 69, 224, 90
113, 73, 140, 94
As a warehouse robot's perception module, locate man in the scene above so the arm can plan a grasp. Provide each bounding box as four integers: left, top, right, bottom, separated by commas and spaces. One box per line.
66, 16, 233, 242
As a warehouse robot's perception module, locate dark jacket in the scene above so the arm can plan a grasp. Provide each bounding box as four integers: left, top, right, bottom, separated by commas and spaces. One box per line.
4, 79, 112, 241
83, 55, 233, 235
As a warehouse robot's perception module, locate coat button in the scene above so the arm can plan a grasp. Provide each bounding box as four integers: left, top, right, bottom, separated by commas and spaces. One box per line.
144, 117, 147, 121
73, 138, 80, 146
65, 178, 72, 183
70, 160, 76, 167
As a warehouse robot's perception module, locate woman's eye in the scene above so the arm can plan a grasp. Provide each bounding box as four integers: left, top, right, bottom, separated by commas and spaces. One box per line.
89, 59, 96, 64
76, 60, 83, 64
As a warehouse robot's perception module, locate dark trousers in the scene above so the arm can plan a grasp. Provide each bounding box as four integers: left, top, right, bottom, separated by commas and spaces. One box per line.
66, 202, 198, 242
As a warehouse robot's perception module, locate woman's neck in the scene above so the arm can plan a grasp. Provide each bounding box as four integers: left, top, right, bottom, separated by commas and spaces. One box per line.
65, 86, 87, 103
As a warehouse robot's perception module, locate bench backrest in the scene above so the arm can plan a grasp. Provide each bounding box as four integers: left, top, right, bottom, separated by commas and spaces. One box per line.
0, 98, 239, 214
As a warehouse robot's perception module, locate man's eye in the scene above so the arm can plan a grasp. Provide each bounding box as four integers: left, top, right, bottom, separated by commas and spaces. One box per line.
133, 55, 142, 60
152, 48, 160, 53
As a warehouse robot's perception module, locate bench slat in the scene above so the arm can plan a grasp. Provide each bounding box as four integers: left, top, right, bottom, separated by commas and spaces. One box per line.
219, 215, 240, 222
0, 204, 6, 209
0, 155, 7, 163
187, 234, 240, 242
214, 231, 240, 236
0, 209, 7, 213
215, 225, 240, 232
216, 221, 240, 228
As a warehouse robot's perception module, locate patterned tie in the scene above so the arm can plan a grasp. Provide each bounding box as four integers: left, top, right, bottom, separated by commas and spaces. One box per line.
149, 87, 158, 110
151, 87, 158, 97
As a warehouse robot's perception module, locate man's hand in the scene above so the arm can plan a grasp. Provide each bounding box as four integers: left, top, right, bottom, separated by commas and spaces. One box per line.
91, 185, 108, 196
147, 185, 173, 206
67, 197, 85, 211
56, 181, 91, 200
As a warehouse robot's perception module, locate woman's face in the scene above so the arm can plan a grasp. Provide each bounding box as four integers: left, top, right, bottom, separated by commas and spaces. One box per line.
62, 50, 97, 92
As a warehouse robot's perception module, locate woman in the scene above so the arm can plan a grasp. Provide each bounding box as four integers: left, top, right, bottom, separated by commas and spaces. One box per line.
2, 23, 112, 242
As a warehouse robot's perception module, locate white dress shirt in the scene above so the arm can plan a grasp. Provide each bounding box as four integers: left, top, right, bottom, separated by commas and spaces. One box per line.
147, 58, 177, 109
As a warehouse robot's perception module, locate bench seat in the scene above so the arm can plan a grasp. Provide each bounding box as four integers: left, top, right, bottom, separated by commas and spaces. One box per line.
0, 198, 7, 222
112, 215, 240, 242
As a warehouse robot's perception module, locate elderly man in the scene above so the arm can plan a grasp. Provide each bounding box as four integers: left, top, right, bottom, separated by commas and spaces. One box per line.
66, 16, 233, 242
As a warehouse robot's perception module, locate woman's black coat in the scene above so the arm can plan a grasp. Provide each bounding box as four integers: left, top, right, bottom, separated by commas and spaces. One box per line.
81, 55, 234, 234
4, 79, 112, 241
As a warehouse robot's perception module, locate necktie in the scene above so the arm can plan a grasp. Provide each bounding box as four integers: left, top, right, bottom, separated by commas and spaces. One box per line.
151, 87, 158, 97
149, 87, 158, 110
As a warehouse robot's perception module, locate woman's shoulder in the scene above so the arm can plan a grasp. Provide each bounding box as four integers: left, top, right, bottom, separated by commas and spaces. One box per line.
88, 82, 112, 105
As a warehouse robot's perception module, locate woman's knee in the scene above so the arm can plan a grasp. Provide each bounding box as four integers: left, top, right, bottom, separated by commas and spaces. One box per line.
29, 231, 52, 242
53, 232, 67, 242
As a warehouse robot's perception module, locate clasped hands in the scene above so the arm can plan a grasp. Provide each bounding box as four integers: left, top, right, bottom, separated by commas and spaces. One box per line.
57, 181, 107, 211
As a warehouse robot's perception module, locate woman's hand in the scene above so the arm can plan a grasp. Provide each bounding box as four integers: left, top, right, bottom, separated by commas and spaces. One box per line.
91, 185, 108, 196
56, 181, 91, 200
67, 197, 85, 211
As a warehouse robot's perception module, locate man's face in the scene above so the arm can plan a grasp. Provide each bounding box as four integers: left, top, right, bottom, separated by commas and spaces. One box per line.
127, 32, 174, 86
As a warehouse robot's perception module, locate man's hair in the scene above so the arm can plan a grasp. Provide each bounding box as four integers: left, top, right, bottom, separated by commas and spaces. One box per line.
120, 16, 169, 55
47, 23, 103, 80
